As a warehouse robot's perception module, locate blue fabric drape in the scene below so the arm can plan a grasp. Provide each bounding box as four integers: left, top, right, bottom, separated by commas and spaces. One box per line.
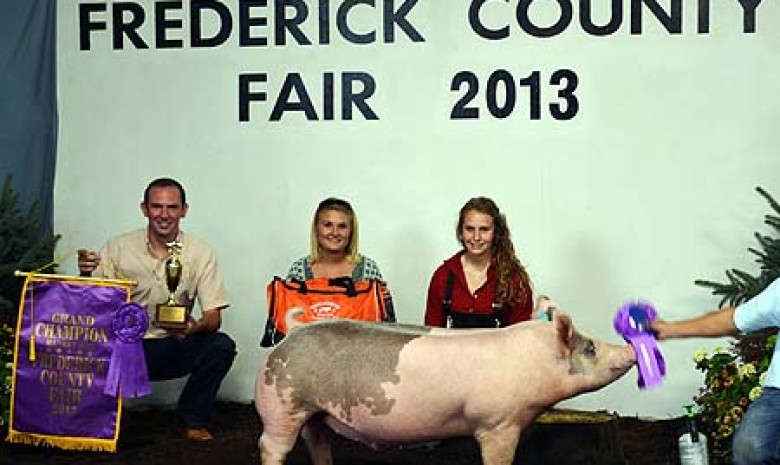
0, 0, 57, 231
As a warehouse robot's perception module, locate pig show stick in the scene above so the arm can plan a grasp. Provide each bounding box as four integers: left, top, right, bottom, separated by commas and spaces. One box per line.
613, 301, 666, 389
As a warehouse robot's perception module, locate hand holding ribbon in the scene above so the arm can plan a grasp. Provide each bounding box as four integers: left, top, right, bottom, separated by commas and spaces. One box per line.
104, 302, 151, 398
613, 301, 666, 389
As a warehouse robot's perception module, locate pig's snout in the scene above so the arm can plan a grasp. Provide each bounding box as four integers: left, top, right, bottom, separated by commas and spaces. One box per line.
613, 344, 637, 372
625, 345, 638, 363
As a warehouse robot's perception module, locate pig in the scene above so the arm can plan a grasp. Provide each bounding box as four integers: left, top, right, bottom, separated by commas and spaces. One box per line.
255, 307, 636, 465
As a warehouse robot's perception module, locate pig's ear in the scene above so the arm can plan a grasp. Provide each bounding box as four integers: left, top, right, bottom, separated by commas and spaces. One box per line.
553, 312, 575, 358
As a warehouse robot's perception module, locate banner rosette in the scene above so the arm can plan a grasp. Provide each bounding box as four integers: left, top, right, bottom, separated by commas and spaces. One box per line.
7, 272, 137, 452
613, 300, 666, 389
104, 302, 151, 398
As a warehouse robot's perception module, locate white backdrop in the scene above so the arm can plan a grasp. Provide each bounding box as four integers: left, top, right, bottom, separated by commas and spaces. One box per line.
55, 0, 780, 418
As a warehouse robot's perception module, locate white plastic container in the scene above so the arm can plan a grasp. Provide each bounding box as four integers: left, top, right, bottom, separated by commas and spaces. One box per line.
679, 432, 709, 465
679, 405, 709, 465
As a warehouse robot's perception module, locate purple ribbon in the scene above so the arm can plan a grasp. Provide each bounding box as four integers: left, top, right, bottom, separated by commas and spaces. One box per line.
613, 301, 666, 389
104, 302, 151, 398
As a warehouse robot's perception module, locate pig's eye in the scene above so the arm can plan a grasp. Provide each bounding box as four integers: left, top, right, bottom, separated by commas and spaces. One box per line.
583, 340, 597, 357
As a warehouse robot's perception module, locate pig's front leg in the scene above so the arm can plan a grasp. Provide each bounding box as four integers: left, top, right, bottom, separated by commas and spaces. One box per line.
475, 425, 523, 465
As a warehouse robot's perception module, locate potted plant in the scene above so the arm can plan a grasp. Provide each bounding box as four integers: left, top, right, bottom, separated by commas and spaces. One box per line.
0, 175, 60, 437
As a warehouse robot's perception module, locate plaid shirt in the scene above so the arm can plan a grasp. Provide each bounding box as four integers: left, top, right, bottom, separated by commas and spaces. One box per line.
286, 254, 384, 282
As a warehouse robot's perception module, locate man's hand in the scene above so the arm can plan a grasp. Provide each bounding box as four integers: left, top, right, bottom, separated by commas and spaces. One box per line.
649, 318, 669, 340
168, 310, 222, 338
78, 249, 100, 277
165, 316, 197, 338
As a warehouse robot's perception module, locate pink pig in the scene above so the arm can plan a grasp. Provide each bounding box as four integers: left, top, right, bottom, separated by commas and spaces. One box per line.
255, 308, 636, 465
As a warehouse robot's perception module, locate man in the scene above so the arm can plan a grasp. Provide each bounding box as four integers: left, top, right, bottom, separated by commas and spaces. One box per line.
652, 278, 780, 465
79, 177, 236, 441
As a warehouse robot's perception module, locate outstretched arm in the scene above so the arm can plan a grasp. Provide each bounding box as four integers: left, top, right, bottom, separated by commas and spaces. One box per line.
651, 307, 738, 340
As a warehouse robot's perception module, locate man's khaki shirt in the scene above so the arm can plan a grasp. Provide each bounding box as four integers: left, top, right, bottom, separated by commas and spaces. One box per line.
94, 228, 230, 338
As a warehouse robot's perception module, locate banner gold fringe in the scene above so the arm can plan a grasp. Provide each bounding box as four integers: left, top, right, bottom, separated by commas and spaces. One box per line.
6, 430, 117, 452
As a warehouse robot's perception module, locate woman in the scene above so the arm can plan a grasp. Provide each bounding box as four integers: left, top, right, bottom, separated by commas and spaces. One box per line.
425, 197, 533, 328
286, 197, 395, 320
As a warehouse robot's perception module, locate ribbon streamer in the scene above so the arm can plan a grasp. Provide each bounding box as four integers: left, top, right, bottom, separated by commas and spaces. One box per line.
614, 301, 666, 389
104, 302, 151, 398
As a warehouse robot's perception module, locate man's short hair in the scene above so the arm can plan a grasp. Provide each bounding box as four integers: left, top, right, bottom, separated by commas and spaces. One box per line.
143, 178, 186, 205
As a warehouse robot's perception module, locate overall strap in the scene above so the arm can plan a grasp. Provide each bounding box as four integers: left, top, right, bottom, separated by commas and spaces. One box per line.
444, 270, 502, 328
492, 284, 503, 327
443, 270, 455, 327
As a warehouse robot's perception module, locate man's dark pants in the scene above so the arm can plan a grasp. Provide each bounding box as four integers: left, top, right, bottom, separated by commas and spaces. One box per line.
142, 332, 236, 429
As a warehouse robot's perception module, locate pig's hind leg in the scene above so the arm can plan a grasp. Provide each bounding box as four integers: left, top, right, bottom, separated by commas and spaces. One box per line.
258, 410, 310, 465
474, 425, 522, 465
259, 430, 297, 465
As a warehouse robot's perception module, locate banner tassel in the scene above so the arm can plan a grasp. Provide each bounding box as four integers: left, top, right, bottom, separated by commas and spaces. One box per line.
28, 281, 36, 362
29, 334, 36, 362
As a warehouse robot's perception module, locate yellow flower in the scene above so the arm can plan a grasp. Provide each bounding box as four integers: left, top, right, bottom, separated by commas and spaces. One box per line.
739, 363, 757, 378
710, 379, 721, 388
692, 338, 776, 458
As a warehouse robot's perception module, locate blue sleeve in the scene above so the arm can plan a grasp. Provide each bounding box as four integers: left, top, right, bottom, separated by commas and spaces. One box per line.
734, 278, 780, 333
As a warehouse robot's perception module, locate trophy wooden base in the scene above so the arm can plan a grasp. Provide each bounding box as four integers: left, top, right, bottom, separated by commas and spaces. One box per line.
156, 303, 189, 330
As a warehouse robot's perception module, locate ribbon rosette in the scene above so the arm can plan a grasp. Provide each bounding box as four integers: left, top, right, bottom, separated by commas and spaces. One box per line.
613, 301, 666, 389
104, 302, 151, 398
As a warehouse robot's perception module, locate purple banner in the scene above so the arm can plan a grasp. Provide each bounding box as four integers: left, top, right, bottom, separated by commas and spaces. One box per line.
9, 278, 131, 451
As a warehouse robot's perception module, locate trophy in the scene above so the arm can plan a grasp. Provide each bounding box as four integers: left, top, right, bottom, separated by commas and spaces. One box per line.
155, 240, 189, 329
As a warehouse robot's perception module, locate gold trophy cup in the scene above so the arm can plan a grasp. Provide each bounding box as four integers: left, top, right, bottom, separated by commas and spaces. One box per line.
155, 241, 189, 329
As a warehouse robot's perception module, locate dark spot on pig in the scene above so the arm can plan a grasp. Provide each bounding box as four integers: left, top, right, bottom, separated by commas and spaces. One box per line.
264, 320, 432, 422
568, 333, 597, 375
583, 340, 597, 357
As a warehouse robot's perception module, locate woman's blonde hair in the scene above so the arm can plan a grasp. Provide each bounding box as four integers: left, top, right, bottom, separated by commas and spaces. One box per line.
456, 196, 531, 308
310, 197, 360, 264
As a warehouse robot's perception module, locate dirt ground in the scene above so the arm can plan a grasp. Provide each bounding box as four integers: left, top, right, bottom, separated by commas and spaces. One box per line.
1, 402, 693, 465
